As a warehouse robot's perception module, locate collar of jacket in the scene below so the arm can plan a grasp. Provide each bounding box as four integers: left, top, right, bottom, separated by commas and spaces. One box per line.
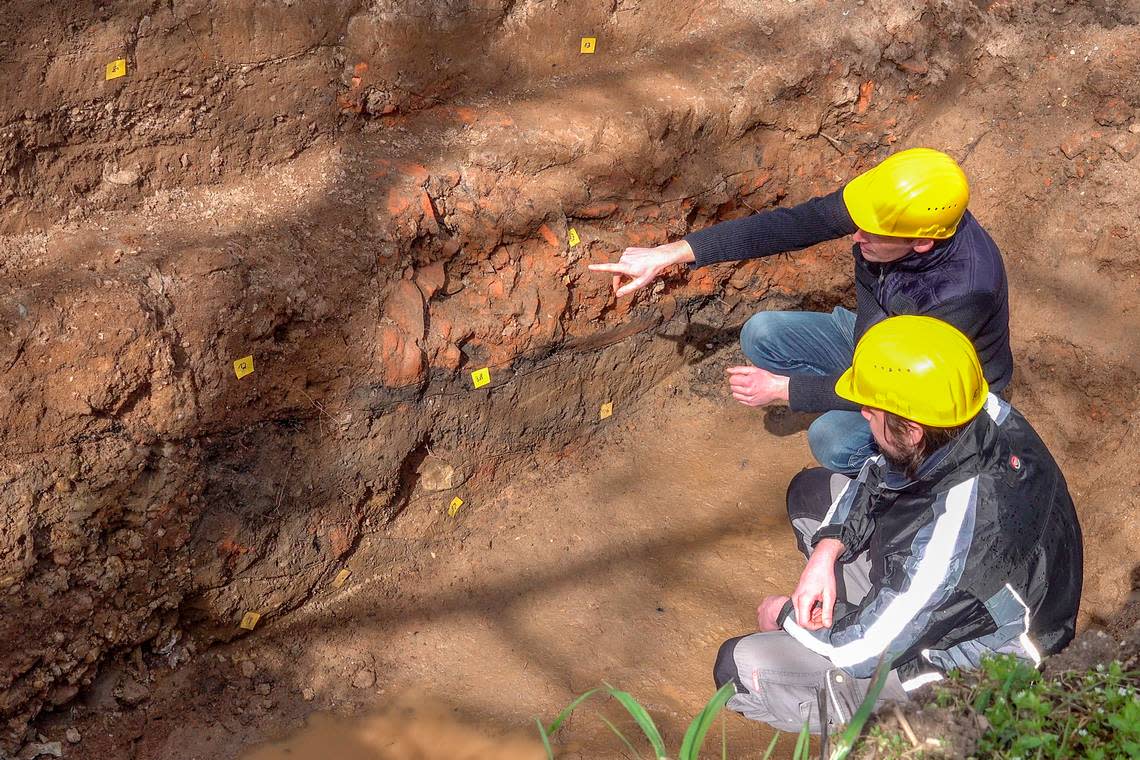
881, 408, 998, 492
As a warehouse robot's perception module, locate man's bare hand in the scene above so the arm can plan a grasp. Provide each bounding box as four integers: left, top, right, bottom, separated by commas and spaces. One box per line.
791, 538, 846, 630
726, 366, 791, 406
587, 240, 695, 298
757, 594, 791, 632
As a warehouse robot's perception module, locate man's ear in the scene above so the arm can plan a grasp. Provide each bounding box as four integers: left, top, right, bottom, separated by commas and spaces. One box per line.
912, 238, 936, 254
901, 419, 925, 448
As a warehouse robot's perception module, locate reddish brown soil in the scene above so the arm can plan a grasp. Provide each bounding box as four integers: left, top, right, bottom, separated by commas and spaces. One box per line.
2, 0, 1140, 757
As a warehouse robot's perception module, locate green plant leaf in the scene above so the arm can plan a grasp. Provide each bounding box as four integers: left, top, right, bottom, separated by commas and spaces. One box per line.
760, 732, 781, 760
599, 714, 643, 760
793, 720, 811, 760
604, 682, 668, 758
546, 688, 600, 735
678, 682, 735, 760
534, 716, 555, 760
830, 656, 894, 760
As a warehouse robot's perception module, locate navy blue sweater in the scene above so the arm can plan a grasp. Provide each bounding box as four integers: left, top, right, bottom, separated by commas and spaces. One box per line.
684, 188, 1013, 413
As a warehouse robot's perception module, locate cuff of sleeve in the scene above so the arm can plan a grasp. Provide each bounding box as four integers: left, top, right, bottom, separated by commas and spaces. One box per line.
810, 527, 855, 563
776, 598, 796, 628
788, 373, 857, 413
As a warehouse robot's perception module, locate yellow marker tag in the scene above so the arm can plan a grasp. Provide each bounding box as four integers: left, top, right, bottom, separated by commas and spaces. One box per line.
332, 569, 351, 588
233, 355, 254, 379
239, 612, 261, 630
580, 37, 597, 54
599, 402, 613, 420
471, 367, 490, 388
105, 59, 127, 80
448, 496, 464, 517
568, 228, 581, 247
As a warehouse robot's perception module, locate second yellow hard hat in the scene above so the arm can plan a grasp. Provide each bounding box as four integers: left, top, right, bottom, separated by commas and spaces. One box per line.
835, 315, 988, 428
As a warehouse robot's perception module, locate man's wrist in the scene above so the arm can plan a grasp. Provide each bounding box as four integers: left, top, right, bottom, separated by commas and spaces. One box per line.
813, 537, 845, 563
666, 239, 696, 266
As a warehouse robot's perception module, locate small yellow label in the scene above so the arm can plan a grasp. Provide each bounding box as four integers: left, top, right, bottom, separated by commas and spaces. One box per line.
580, 37, 597, 54
234, 355, 254, 379
105, 59, 127, 80
599, 402, 613, 420
239, 611, 261, 630
568, 228, 581, 247
332, 569, 351, 588
471, 367, 490, 388
448, 496, 464, 517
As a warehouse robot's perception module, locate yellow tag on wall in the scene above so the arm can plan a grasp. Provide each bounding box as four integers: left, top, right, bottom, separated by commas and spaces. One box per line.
239, 611, 261, 630
580, 37, 597, 54
332, 569, 351, 588
448, 496, 464, 517
568, 228, 581, 247
471, 367, 490, 388
599, 402, 613, 420
105, 59, 127, 80
233, 355, 254, 379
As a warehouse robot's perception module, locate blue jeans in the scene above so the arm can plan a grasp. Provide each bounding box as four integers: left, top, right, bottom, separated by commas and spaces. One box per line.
740, 307, 877, 474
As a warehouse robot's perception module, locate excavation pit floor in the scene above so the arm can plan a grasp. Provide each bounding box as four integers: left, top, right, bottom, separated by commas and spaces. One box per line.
58, 355, 828, 759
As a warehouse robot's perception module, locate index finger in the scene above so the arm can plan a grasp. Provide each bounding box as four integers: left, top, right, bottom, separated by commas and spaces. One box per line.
587, 262, 634, 275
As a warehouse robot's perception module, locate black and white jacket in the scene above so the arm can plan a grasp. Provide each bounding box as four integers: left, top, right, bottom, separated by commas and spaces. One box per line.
775, 395, 1083, 689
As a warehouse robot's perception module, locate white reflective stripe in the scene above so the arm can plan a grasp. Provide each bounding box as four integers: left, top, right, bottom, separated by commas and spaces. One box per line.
984, 393, 1010, 425
901, 672, 943, 692
1005, 583, 1043, 667
782, 617, 839, 658
818, 477, 978, 669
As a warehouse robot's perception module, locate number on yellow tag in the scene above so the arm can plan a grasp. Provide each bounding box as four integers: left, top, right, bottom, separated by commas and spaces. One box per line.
599, 402, 613, 420
239, 611, 261, 630
568, 227, 581, 247
333, 569, 351, 588
448, 496, 464, 517
233, 355, 254, 379
106, 59, 127, 80
580, 37, 597, 54
471, 367, 490, 388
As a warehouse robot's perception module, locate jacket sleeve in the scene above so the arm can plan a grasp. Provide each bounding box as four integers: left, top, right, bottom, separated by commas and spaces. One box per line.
788, 373, 862, 414
810, 457, 881, 562
683, 188, 855, 268
778, 476, 982, 678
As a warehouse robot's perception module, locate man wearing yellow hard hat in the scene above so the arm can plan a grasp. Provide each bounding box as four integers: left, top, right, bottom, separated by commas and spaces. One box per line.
590, 148, 1012, 474
711, 316, 1082, 734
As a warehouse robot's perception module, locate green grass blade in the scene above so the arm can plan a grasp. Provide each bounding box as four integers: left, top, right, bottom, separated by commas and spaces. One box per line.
678, 682, 736, 760
604, 683, 668, 758
534, 717, 555, 760
829, 657, 894, 760
793, 721, 811, 760
760, 732, 781, 760
546, 688, 599, 735
599, 714, 643, 760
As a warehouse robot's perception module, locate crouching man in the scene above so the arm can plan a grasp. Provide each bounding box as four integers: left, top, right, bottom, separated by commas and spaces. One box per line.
714, 316, 1083, 733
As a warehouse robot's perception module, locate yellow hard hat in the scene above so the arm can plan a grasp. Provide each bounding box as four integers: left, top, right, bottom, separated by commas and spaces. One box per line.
835, 316, 988, 427
842, 148, 969, 239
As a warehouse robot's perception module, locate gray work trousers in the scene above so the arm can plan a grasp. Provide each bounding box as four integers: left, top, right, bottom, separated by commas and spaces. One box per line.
713, 469, 909, 734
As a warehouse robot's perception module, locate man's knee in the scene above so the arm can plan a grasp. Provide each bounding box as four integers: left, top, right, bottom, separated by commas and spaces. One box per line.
739, 311, 780, 367
786, 468, 835, 525
714, 636, 748, 692
808, 416, 874, 474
